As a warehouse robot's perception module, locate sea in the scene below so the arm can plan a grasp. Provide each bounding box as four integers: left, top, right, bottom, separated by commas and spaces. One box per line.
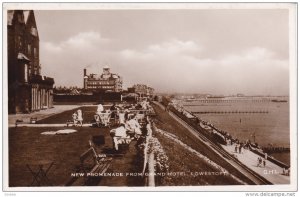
181, 97, 290, 165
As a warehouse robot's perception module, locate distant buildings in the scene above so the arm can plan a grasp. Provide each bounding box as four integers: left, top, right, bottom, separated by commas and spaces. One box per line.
132, 84, 154, 97
83, 66, 123, 92
7, 10, 54, 113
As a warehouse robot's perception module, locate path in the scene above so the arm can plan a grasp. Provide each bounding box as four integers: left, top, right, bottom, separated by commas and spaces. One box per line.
8, 105, 81, 125
222, 145, 289, 184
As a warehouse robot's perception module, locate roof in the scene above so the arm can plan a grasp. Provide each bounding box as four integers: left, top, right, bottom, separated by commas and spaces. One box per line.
7, 10, 15, 25
23, 10, 30, 24
7, 10, 32, 26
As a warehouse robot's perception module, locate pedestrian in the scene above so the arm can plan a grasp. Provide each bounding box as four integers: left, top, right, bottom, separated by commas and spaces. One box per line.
263, 159, 266, 167
257, 157, 262, 167
97, 103, 104, 114
72, 112, 78, 126
264, 152, 268, 160
77, 109, 83, 127
239, 144, 242, 154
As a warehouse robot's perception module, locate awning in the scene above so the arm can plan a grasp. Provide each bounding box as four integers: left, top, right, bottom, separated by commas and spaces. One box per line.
17, 53, 31, 62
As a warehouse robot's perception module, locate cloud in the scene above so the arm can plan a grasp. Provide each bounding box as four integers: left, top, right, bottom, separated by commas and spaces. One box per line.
121, 39, 202, 60
119, 42, 289, 95
39, 34, 288, 95
39, 31, 112, 87
64, 31, 109, 48
41, 31, 109, 53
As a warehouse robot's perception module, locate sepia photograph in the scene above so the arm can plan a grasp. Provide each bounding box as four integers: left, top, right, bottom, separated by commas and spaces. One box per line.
2, 2, 298, 193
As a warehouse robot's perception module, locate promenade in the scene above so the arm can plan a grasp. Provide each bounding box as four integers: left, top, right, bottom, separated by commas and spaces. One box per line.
222, 145, 290, 184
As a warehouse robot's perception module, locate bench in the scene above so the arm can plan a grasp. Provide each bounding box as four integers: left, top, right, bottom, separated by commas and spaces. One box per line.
15, 119, 23, 127
66, 120, 75, 127
30, 117, 37, 124
79, 143, 113, 183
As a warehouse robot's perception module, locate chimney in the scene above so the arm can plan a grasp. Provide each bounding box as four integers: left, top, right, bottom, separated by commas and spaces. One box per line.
84, 68, 87, 76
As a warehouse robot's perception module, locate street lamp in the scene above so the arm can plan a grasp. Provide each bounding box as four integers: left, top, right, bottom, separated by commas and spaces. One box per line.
251, 132, 256, 144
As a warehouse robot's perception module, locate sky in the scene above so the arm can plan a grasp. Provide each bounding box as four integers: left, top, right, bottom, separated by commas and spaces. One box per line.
34, 9, 290, 95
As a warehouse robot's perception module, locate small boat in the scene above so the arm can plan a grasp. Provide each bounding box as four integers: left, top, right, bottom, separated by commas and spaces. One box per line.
271, 99, 287, 103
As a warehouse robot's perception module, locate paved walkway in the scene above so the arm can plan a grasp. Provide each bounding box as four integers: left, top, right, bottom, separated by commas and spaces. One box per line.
222, 145, 290, 184
7, 105, 80, 125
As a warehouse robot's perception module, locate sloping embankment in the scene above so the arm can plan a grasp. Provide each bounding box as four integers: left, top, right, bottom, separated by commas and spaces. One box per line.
152, 103, 255, 186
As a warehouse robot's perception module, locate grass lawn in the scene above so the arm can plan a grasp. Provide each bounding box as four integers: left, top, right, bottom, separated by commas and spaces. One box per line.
9, 126, 143, 187
36, 106, 97, 124
152, 104, 255, 185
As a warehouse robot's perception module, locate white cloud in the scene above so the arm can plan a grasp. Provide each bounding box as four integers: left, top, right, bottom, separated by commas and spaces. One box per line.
121, 39, 202, 60
119, 43, 289, 95
39, 31, 112, 87
147, 40, 200, 54
64, 31, 109, 48
41, 31, 109, 53
39, 34, 288, 95
43, 42, 63, 53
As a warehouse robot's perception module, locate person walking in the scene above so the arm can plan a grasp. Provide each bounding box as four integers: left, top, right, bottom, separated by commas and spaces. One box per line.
77, 109, 83, 127
72, 112, 78, 126
239, 144, 242, 154
263, 159, 266, 167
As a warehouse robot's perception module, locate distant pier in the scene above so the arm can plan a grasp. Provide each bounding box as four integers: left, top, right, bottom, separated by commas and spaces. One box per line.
184, 99, 287, 103
262, 146, 290, 154
192, 110, 269, 114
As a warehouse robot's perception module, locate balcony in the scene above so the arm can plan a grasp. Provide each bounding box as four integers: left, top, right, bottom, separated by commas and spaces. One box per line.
29, 74, 54, 85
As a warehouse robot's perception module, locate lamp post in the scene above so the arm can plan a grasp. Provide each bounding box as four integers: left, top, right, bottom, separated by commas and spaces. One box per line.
251, 132, 256, 144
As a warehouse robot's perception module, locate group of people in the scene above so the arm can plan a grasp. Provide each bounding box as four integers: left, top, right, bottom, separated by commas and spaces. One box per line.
234, 143, 244, 154
72, 109, 83, 127
69, 99, 156, 152
94, 103, 112, 127
257, 156, 267, 167
110, 115, 152, 151
108, 100, 153, 151
282, 167, 290, 176
93, 100, 153, 128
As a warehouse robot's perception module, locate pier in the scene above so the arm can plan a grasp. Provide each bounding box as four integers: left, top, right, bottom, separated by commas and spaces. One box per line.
192, 110, 269, 114
262, 147, 290, 154
185, 99, 275, 103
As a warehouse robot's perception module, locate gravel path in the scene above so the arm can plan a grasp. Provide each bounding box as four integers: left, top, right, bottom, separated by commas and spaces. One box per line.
7, 105, 81, 125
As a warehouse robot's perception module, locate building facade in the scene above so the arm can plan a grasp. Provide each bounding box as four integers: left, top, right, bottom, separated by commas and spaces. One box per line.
132, 84, 154, 97
83, 66, 122, 92
8, 10, 54, 113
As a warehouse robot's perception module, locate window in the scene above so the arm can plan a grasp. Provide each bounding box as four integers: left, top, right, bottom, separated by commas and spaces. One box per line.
28, 64, 31, 76
34, 64, 37, 75
34, 48, 37, 58
17, 13, 24, 23
27, 44, 31, 55
31, 27, 38, 37
24, 64, 28, 82
18, 36, 22, 50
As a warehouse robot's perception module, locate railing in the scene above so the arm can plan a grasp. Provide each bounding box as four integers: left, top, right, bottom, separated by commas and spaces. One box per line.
142, 135, 156, 187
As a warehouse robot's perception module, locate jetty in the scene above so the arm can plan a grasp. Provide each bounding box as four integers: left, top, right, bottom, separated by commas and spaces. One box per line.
192, 110, 269, 114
